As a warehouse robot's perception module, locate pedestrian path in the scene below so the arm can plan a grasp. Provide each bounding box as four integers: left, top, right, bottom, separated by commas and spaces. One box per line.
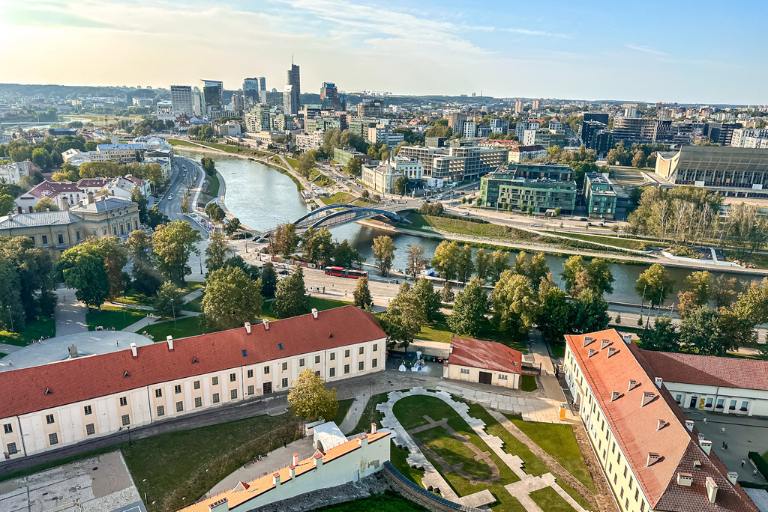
54, 287, 87, 336
339, 391, 370, 434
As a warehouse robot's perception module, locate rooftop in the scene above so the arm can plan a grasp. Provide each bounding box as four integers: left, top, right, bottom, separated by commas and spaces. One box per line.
566, 329, 757, 512
0, 306, 385, 419
448, 336, 522, 374
70, 196, 134, 213
0, 210, 80, 229
22, 180, 82, 199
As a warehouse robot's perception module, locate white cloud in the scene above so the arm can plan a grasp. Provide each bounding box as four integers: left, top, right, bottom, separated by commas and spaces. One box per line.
625, 44, 669, 57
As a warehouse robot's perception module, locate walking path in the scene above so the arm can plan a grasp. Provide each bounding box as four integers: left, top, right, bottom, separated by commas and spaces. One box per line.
378, 387, 589, 512
339, 390, 371, 434
0, 343, 22, 354
55, 287, 87, 336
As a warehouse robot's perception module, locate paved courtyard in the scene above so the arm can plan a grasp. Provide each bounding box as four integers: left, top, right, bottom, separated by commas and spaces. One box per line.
0, 451, 145, 512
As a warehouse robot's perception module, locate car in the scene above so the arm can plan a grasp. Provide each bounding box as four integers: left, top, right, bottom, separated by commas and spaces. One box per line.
278, 269, 290, 276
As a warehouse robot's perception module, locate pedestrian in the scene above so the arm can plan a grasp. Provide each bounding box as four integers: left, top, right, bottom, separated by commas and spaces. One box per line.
722, 441, 726, 449
741, 459, 746, 467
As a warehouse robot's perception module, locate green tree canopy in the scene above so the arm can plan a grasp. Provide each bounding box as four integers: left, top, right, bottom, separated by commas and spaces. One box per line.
271, 223, 299, 257
372, 235, 395, 276
274, 267, 309, 318
152, 221, 201, 285
59, 250, 110, 308
260, 262, 278, 299
412, 277, 442, 322
154, 281, 185, 319
491, 271, 538, 339
353, 276, 373, 310
205, 231, 230, 273
382, 283, 425, 352
202, 266, 263, 329
288, 369, 338, 422
640, 317, 680, 352
635, 263, 674, 308
448, 278, 487, 337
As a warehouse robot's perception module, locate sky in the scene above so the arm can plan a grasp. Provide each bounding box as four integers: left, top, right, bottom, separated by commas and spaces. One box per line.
1, 0, 766, 104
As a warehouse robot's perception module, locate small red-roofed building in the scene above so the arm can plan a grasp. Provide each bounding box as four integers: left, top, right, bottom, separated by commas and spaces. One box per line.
444, 336, 523, 389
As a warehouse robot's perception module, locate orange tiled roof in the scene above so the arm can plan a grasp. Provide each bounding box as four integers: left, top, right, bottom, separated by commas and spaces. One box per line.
448, 336, 523, 374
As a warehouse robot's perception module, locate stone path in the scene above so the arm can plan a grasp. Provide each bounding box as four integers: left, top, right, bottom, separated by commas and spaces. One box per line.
55, 287, 87, 336
339, 390, 371, 434
378, 387, 590, 512
0, 343, 22, 355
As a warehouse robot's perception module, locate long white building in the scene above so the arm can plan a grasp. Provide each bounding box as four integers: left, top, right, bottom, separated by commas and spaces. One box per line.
563, 329, 757, 512
0, 306, 386, 461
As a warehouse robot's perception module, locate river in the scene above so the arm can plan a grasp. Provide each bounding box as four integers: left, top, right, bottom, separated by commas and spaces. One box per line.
181, 152, 760, 305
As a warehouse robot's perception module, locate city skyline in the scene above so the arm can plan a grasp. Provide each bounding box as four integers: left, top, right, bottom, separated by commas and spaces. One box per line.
1, 0, 767, 104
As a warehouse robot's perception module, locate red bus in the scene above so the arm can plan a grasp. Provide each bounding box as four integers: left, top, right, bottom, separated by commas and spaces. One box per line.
324, 266, 368, 279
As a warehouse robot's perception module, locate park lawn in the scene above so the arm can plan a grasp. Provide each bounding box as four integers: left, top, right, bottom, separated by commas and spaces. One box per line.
309, 168, 333, 187
334, 398, 354, 426
545, 232, 649, 251
407, 213, 535, 242
317, 491, 428, 511
520, 375, 538, 392
141, 316, 217, 341
203, 172, 220, 197
724, 249, 768, 270
558, 479, 594, 510
415, 425, 493, 480
529, 486, 576, 512
112, 292, 155, 307
352, 391, 390, 434
123, 412, 302, 512
506, 414, 595, 491
416, 317, 527, 353
285, 156, 300, 168
182, 295, 203, 313
167, 138, 199, 148
323, 192, 357, 205
393, 395, 526, 511
389, 441, 425, 487
0, 316, 55, 346
467, 404, 548, 476
86, 305, 147, 331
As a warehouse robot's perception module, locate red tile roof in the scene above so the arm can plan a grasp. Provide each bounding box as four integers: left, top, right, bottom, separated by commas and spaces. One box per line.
26, 180, 82, 198
448, 336, 522, 374
566, 330, 756, 512
637, 350, 768, 392
0, 306, 384, 419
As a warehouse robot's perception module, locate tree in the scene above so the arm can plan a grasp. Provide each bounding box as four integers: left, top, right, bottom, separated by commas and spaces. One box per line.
562, 256, 614, 296
301, 227, 334, 266
732, 278, 768, 325
394, 176, 408, 195
475, 249, 491, 282
332, 240, 360, 268
514, 251, 549, 290
59, 250, 110, 308
491, 271, 538, 339
0, 193, 14, 216
449, 278, 487, 337
353, 276, 373, 310
570, 289, 609, 333
635, 264, 673, 308
274, 267, 309, 318
488, 250, 510, 283
92, 237, 128, 299
641, 317, 680, 352
440, 281, 454, 303
405, 244, 425, 279
34, 197, 59, 212
431, 240, 460, 281
536, 277, 572, 344
679, 306, 729, 356
154, 281, 185, 319
372, 235, 395, 276
382, 283, 424, 352
131, 188, 148, 224
297, 150, 317, 178
152, 221, 202, 285
260, 262, 277, 299
271, 223, 299, 257
0, 259, 25, 331
31, 147, 51, 170
288, 369, 338, 422
344, 157, 362, 177
456, 244, 474, 282
412, 277, 441, 322
224, 217, 242, 236
205, 202, 226, 223
203, 266, 263, 329
0, 236, 54, 321
201, 157, 216, 175
205, 231, 229, 273
147, 205, 169, 228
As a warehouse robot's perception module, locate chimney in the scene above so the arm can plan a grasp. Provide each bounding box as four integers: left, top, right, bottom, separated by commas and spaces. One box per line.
166, 335, 174, 350
311, 308, 318, 319
263, 319, 270, 331
244, 322, 252, 334
67, 344, 78, 358
130, 343, 138, 358
699, 439, 712, 455
705, 476, 718, 504
272, 472, 281, 487
685, 419, 694, 432
314, 452, 324, 468
676, 472, 693, 487
727, 472, 738, 485
371, 423, 377, 434
654, 376, 664, 388
292, 452, 299, 466
289, 465, 296, 479
208, 498, 228, 512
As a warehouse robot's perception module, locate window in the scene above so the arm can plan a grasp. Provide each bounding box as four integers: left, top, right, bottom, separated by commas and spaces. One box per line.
247, 369, 254, 378
195, 397, 203, 408
299, 358, 305, 367
155, 389, 162, 398
741, 400, 749, 412
119, 397, 128, 407
330, 352, 336, 361
7, 442, 18, 455
344, 349, 350, 358
41, 235, 48, 246
359, 347, 365, 355
174, 384, 182, 394
46, 414, 54, 424
157, 405, 165, 417
213, 393, 220, 404
229, 373, 236, 382
315, 355, 320, 364
176, 401, 184, 412
460, 368, 470, 375
705, 397, 714, 408
230, 389, 238, 400
498, 374, 507, 380
675, 394, 682, 404
729, 399, 737, 411
49, 433, 58, 446
193, 380, 200, 390
373, 344, 378, 352
329, 368, 336, 377
358, 361, 365, 371
121, 414, 130, 426
3, 424, 12, 434
247, 385, 254, 395
372, 358, 377, 368
83, 405, 92, 416
315, 371, 321, 376
344, 364, 350, 374
57, 234, 64, 245
212, 376, 219, 386
282, 362, 288, 371
282, 378, 288, 388
716, 398, 724, 409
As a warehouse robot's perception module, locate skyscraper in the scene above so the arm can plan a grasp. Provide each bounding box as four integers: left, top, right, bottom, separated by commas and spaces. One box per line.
243, 78, 260, 105
514, 99, 523, 114
200, 80, 223, 118
285, 63, 301, 115
258, 77, 267, 103
531, 98, 541, 111
320, 82, 340, 110
170, 85, 194, 116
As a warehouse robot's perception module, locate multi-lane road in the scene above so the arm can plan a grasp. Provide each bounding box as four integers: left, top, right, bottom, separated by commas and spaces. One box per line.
157, 156, 209, 236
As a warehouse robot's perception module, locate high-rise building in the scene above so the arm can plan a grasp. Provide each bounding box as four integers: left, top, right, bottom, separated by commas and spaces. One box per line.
623, 103, 638, 118
258, 77, 267, 103
170, 85, 194, 117
285, 63, 301, 115
320, 82, 341, 110
514, 99, 523, 114
357, 99, 383, 117
244, 104, 272, 132
243, 78, 260, 105
200, 80, 223, 118
531, 99, 541, 111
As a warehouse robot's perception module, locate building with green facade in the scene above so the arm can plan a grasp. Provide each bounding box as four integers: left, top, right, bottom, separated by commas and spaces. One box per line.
584, 172, 618, 219
333, 147, 368, 166
479, 164, 577, 214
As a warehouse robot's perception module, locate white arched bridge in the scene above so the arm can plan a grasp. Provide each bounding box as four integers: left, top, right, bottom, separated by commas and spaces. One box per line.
292, 202, 414, 231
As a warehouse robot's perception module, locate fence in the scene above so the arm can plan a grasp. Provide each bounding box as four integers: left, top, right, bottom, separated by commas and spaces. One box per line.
382, 461, 484, 512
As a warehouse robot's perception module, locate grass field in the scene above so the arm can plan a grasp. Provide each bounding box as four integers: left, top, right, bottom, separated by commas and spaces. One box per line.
141, 316, 217, 341
323, 191, 358, 205
334, 398, 354, 426
167, 138, 199, 148
520, 375, 538, 392
182, 295, 203, 313
529, 486, 575, 512
408, 213, 534, 242
123, 413, 302, 512
415, 317, 528, 353
0, 316, 55, 346
86, 304, 147, 331
390, 440, 425, 486
309, 168, 334, 187
113, 292, 155, 307
316, 491, 427, 511
547, 232, 650, 251
352, 391, 390, 434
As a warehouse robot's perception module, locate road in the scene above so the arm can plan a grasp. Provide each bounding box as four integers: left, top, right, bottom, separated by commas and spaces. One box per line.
157, 156, 209, 237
